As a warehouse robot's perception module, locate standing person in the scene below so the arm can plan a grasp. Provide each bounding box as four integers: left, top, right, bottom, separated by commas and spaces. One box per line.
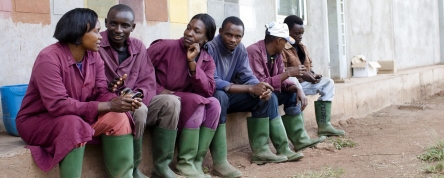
147, 13, 220, 178
207, 16, 302, 171
98, 4, 181, 178
16, 8, 140, 178
282, 15, 345, 136
246, 22, 326, 155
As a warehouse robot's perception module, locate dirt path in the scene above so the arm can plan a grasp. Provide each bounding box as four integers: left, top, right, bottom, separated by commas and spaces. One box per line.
210, 93, 444, 178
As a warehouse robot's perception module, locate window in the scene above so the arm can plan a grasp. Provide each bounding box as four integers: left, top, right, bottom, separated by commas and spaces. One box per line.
276, 0, 307, 24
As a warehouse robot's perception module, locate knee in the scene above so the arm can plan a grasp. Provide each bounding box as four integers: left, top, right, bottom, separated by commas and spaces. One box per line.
207, 97, 221, 115
133, 104, 148, 125
160, 95, 181, 111
105, 112, 132, 135
213, 90, 228, 103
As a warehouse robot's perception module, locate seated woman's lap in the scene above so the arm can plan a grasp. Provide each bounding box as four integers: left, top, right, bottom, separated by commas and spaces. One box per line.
17, 114, 93, 149
182, 97, 220, 130
91, 112, 132, 136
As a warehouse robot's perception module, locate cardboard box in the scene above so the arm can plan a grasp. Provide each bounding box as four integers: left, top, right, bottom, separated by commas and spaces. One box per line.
377, 60, 397, 74
351, 55, 381, 78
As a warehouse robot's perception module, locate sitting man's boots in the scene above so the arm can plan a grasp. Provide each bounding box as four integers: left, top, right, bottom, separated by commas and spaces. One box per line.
282, 114, 326, 152
315, 101, 345, 136
133, 138, 148, 178
59, 146, 85, 178
269, 117, 304, 161
102, 134, 134, 178
151, 127, 180, 178
210, 124, 242, 178
247, 117, 288, 164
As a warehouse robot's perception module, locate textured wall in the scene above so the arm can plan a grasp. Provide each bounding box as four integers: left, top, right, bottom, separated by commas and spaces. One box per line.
391, 0, 441, 69
302, 0, 330, 76
345, 0, 395, 76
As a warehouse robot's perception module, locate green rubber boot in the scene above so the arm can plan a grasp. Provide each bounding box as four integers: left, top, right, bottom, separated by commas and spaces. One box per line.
315, 101, 345, 136
151, 127, 180, 178
269, 117, 304, 161
133, 138, 148, 178
176, 128, 202, 177
247, 117, 288, 165
282, 114, 326, 152
101, 134, 134, 178
59, 146, 85, 178
194, 127, 216, 178
210, 124, 242, 178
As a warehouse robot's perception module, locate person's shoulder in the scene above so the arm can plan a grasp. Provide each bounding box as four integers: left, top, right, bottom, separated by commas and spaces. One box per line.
246, 40, 261, 53
128, 37, 147, 50
149, 39, 178, 47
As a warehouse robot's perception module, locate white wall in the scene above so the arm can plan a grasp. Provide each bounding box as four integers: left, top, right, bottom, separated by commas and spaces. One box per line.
392, 0, 441, 69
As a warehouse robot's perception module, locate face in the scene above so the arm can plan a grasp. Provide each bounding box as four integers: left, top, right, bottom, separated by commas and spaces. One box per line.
183, 19, 208, 49
81, 21, 102, 52
219, 22, 244, 51
289, 24, 304, 44
276, 38, 287, 54
105, 10, 135, 46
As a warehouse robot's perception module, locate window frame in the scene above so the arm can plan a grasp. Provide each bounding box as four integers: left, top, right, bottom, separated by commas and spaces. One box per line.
275, 0, 307, 25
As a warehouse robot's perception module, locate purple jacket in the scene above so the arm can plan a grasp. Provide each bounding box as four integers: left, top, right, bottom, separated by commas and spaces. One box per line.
147, 38, 216, 126
99, 30, 156, 105
246, 40, 295, 92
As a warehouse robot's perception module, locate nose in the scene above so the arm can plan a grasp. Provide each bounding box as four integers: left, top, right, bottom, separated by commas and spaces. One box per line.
98, 32, 102, 40
185, 30, 193, 37
229, 36, 236, 43
116, 25, 123, 33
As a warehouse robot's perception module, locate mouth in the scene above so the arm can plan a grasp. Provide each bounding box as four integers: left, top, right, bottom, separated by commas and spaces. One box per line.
227, 43, 236, 48
184, 38, 193, 44
112, 35, 124, 41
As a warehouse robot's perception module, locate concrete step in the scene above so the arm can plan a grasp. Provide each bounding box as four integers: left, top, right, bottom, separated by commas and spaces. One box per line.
1, 64, 443, 177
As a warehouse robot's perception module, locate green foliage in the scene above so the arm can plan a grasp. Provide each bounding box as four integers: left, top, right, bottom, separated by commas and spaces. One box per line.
423, 162, 444, 174
293, 167, 345, 178
328, 137, 357, 150
418, 141, 444, 162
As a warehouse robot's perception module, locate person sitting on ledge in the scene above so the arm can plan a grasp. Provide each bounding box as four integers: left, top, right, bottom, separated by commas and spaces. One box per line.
16, 8, 140, 178
282, 15, 345, 137
246, 22, 327, 156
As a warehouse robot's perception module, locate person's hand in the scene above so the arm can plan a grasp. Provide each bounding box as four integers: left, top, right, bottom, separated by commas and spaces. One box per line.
187, 43, 200, 62
286, 65, 306, 77
259, 89, 272, 100
312, 74, 322, 84
301, 71, 317, 83
297, 88, 308, 111
160, 89, 175, 95
108, 74, 128, 92
108, 95, 136, 112
249, 82, 274, 97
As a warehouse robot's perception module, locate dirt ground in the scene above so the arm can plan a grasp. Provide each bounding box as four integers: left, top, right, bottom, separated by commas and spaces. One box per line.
206, 92, 444, 178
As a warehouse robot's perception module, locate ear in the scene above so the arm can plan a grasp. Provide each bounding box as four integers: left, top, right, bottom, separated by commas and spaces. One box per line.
131, 23, 136, 32
219, 27, 223, 35
104, 18, 108, 24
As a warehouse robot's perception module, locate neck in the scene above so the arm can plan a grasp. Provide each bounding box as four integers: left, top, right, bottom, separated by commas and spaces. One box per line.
110, 39, 127, 52
265, 42, 276, 56
67, 43, 86, 62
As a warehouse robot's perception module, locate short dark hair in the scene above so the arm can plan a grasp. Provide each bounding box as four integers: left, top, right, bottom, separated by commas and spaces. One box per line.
264, 29, 278, 44
221, 16, 245, 34
191, 13, 217, 41
283, 15, 303, 30
107, 4, 135, 21
53, 8, 98, 45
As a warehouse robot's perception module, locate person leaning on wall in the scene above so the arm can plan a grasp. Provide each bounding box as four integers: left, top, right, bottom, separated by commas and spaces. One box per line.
15, 8, 141, 178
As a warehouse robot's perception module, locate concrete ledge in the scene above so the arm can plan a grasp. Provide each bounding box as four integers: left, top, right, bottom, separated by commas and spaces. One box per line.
1, 65, 443, 177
